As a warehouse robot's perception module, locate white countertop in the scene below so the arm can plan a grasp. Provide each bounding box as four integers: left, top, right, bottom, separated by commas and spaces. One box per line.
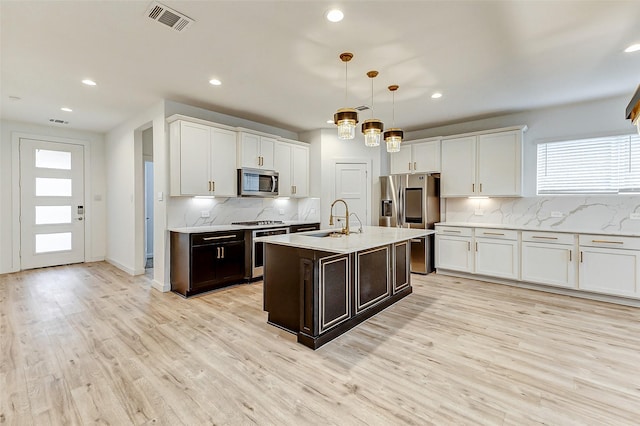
436, 222, 640, 237
169, 221, 319, 233
255, 226, 434, 254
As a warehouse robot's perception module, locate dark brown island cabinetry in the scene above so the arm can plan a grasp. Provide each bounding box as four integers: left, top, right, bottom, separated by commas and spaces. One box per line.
264, 240, 411, 349
170, 230, 245, 297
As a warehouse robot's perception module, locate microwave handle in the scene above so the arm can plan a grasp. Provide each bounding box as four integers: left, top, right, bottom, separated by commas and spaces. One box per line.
272, 175, 277, 192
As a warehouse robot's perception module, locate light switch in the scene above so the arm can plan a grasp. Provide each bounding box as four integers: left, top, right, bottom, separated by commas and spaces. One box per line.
157, 191, 163, 201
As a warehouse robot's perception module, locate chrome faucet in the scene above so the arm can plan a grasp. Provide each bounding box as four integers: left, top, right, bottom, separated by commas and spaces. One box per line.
329, 199, 350, 235
349, 212, 363, 233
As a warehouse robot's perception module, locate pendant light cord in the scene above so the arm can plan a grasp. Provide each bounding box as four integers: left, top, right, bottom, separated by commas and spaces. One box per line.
370, 78, 374, 118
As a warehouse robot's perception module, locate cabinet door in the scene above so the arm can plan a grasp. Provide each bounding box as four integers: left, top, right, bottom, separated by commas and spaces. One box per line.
475, 238, 519, 279
579, 247, 640, 298
260, 137, 277, 170
238, 133, 261, 168
180, 122, 211, 195
292, 144, 309, 197
390, 144, 412, 174
413, 140, 441, 173
275, 142, 293, 196
216, 241, 245, 282
522, 242, 576, 288
435, 235, 474, 272
191, 245, 218, 288
441, 136, 476, 197
477, 131, 521, 196
210, 127, 238, 197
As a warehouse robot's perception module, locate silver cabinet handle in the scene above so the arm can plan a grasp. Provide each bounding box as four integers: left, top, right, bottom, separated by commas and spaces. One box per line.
203, 235, 237, 241
483, 232, 505, 236
467, 241, 471, 251
442, 229, 461, 233
414, 161, 417, 170
475, 242, 478, 252
479, 183, 483, 192
472, 183, 475, 192
408, 162, 411, 171
569, 250, 572, 262
532, 236, 558, 240
212, 181, 215, 192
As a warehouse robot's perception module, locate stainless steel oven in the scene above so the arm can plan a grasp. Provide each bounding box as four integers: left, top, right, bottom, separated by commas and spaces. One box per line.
252, 227, 289, 278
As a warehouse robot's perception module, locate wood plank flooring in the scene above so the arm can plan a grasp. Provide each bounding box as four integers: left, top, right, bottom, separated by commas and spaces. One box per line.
2, 262, 640, 425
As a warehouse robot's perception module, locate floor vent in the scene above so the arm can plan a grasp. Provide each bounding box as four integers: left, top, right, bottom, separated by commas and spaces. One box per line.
146, 2, 194, 32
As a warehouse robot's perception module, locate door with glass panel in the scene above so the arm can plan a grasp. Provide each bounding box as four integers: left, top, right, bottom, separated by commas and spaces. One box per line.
20, 139, 85, 269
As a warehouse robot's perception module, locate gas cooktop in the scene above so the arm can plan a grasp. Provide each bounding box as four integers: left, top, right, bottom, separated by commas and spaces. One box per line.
232, 220, 285, 226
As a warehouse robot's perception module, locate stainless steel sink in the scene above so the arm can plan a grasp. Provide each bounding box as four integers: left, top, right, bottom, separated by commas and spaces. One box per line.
306, 231, 344, 238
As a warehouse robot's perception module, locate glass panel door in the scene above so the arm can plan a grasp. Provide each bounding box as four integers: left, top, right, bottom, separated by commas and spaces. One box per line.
20, 139, 85, 269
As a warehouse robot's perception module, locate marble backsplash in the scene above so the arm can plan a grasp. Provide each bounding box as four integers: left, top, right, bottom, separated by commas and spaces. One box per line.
444, 196, 640, 234
167, 197, 321, 228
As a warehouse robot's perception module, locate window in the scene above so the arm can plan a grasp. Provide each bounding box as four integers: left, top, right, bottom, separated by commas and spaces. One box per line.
537, 134, 640, 194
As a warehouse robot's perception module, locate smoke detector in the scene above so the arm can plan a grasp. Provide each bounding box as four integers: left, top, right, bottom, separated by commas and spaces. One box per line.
146, 2, 194, 32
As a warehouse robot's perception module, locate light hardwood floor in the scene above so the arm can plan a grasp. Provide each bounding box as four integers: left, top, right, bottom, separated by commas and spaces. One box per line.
2, 262, 640, 425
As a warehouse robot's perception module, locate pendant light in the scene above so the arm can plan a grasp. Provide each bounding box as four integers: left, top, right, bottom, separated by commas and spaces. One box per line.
384, 85, 404, 153
626, 84, 640, 136
334, 52, 358, 140
362, 71, 384, 147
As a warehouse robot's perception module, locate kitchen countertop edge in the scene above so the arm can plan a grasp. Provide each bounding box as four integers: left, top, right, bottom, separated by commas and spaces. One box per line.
436, 222, 640, 238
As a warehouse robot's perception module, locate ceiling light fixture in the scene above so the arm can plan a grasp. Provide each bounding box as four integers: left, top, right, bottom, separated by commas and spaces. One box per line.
61, 107, 72, 112
431, 92, 443, 99
384, 85, 403, 153
362, 70, 383, 147
334, 52, 358, 140
82, 79, 97, 86
326, 9, 344, 23
209, 79, 222, 86
624, 44, 640, 53
627, 84, 640, 135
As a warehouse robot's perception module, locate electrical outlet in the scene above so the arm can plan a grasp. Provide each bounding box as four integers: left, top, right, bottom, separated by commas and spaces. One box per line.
310, 208, 316, 214
279, 209, 284, 215
630, 212, 640, 220
201, 211, 210, 218
474, 209, 484, 216
551, 211, 563, 218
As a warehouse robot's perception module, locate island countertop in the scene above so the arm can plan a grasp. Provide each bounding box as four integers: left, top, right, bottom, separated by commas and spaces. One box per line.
255, 225, 434, 254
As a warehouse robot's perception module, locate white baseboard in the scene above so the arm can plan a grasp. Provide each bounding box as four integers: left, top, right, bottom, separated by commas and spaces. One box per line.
105, 257, 137, 275
152, 279, 170, 292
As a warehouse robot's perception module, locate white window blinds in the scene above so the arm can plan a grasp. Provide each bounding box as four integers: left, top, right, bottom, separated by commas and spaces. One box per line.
537, 134, 640, 194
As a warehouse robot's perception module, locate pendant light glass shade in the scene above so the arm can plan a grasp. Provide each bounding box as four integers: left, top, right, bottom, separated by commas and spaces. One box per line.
361, 70, 383, 147
334, 52, 358, 140
334, 107, 358, 140
363, 119, 384, 146
384, 85, 403, 153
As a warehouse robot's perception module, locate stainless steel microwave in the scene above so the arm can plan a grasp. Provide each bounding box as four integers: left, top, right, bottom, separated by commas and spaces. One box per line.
237, 168, 279, 197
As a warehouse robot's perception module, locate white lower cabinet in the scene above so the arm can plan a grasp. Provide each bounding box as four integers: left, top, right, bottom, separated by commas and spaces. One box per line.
521, 231, 576, 288
436, 226, 640, 302
435, 226, 474, 273
578, 235, 640, 298
474, 228, 519, 280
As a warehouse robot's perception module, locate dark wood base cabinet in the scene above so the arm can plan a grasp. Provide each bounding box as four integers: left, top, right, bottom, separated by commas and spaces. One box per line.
264, 241, 411, 349
170, 231, 245, 297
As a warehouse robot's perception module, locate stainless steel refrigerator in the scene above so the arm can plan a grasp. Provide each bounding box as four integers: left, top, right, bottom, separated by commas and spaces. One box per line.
379, 174, 440, 274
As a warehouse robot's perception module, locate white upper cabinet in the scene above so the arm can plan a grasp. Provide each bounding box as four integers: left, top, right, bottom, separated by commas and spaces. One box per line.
441, 127, 524, 197
390, 138, 441, 174
237, 131, 276, 170
275, 140, 309, 197
169, 119, 237, 197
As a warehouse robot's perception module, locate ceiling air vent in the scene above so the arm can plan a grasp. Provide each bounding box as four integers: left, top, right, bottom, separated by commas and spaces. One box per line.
49, 119, 69, 125
355, 105, 371, 112
146, 2, 194, 32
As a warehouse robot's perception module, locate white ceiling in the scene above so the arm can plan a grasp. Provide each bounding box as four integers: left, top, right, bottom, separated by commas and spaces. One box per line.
2, 1, 640, 134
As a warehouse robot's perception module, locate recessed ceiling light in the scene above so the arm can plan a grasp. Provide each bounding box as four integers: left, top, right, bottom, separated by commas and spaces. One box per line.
61, 107, 73, 112
431, 92, 443, 99
82, 79, 97, 86
624, 43, 640, 53
209, 79, 222, 86
326, 9, 344, 23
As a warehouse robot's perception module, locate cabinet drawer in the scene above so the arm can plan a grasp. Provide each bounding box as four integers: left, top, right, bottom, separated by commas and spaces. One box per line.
475, 228, 518, 240
522, 231, 574, 245
192, 231, 244, 246
579, 234, 640, 250
436, 226, 473, 237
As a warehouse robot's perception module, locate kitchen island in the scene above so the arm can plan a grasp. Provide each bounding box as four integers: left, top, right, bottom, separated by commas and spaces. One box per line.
257, 226, 433, 349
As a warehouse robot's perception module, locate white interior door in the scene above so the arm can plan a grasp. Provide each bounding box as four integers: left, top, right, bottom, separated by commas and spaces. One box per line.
334, 163, 368, 230
20, 139, 85, 269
